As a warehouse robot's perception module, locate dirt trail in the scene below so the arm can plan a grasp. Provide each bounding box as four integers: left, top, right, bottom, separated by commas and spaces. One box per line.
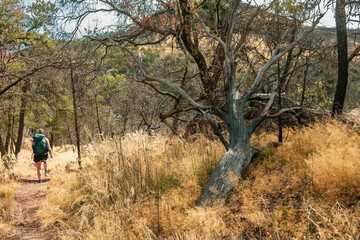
8, 177, 58, 240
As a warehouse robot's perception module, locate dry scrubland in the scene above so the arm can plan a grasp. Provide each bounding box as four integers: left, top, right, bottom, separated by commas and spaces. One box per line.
0, 119, 360, 239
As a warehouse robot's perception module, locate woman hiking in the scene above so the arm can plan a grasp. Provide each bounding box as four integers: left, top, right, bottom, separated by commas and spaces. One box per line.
32, 128, 53, 183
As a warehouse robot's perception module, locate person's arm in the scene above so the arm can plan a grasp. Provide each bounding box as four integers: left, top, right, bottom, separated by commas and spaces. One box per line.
45, 137, 54, 157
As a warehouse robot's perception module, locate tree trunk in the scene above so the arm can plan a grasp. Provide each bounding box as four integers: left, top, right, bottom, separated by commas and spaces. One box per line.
197, 145, 252, 206
95, 95, 103, 138
5, 106, 14, 152
70, 63, 82, 170
67, 125, 74, 151
50, 132, 54, 149
332, 0, 348, 115
0, 135, 6, 157
15, 83, 30, 156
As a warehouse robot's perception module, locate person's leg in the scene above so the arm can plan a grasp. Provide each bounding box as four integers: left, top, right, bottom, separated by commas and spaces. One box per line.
36, 161, 42, 183
44, 160, 48, 176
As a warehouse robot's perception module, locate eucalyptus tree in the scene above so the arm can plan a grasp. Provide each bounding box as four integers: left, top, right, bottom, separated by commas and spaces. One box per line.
58, 0, 325, 205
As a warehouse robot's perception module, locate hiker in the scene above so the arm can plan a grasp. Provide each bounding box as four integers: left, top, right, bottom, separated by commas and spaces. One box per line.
32, 128, 53, 183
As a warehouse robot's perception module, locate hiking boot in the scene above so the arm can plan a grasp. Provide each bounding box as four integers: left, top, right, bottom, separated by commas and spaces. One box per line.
39, 179, 42, 184
45, 170, 49, 176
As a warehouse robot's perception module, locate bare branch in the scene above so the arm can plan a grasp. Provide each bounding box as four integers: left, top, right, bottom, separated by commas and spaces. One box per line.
0, 62, 62, 96
140, 80, 179, 100
200, 109, 230, 150
192, 13, 226, 50
267, 107, 302, 118
242, 12, 325, 102
348, 44, 360, 62
119, 45, 211, 111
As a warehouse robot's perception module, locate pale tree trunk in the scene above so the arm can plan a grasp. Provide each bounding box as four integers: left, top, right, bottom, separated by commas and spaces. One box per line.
197, 42, 254, 205
197, 144, 252, 206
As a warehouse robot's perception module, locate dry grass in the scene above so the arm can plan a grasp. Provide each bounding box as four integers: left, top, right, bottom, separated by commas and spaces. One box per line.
227, 119, 360, 239
36, 131, 225, 239
1, 119, 359, 239
0, 180, 18, 238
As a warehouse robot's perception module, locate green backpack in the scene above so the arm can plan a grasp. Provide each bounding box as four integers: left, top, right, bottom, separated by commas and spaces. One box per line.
33, 134, 49, 155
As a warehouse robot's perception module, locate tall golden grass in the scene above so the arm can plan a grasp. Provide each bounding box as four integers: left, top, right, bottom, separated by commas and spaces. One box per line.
1, 119, 360, 239
36, 131, 226, 239
228, 119, 360, 239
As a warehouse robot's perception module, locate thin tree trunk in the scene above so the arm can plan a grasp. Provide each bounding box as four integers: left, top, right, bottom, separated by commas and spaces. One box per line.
277, 25, 296, 142
95, 95, 103, 138
0, 135, 6, 157
50, 132, 54, 149
15, 82, 30, 156
332, 0, 348, 115
10, 133, 15, 155
172, 115, 179, 134
277, 61, 283, 142
278, 93, 283, 142
5, 106, 14, 152
300, 64, 310, 107
67, 125, 74, 151
70, 62, 82, 170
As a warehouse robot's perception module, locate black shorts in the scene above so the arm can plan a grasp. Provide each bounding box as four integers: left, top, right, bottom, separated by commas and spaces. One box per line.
34, 153, 48, 163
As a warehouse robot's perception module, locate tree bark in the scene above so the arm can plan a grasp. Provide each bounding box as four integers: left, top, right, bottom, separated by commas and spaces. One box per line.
50, 132, 54, 149
95, 94, 103, 138
197, 145, 252, 206
15, 82, 30, 156
0, 135, 6, 157
332, 0, 348, 115
5, 106, 14, 152
70, 62, 82, 170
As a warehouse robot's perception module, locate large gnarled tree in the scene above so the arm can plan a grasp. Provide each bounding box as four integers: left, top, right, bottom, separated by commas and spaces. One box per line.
59, 0, 324, 205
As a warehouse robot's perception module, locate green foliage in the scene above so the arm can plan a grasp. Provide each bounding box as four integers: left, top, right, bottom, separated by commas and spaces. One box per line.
147, 170, 180, 193
105, 48, 130, 75
196, 157, 218, 188
45, 117, 62, 136
0, 0, 56, 47
257, 148, 274, 162
0, 0, 26, 45
293, 81, 332, 109
25, 0, 57, 32
140, 47, 163, 71
194, 0, 229, 33
271, 0, 320, 21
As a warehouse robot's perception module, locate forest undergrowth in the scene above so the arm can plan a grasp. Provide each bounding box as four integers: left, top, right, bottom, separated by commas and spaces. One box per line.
1, 118, 360, 239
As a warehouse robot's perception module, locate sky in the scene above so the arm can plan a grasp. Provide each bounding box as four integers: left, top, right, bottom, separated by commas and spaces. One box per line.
23, 0, 337, 32
320, 9, 336, 28
79, 2, 337, 29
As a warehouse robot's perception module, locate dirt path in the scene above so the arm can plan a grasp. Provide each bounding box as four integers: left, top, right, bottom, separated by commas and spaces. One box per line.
8, 177, 58, 240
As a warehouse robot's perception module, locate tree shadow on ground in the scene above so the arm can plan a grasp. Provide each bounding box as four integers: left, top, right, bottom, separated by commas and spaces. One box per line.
17, 178, 51, 183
